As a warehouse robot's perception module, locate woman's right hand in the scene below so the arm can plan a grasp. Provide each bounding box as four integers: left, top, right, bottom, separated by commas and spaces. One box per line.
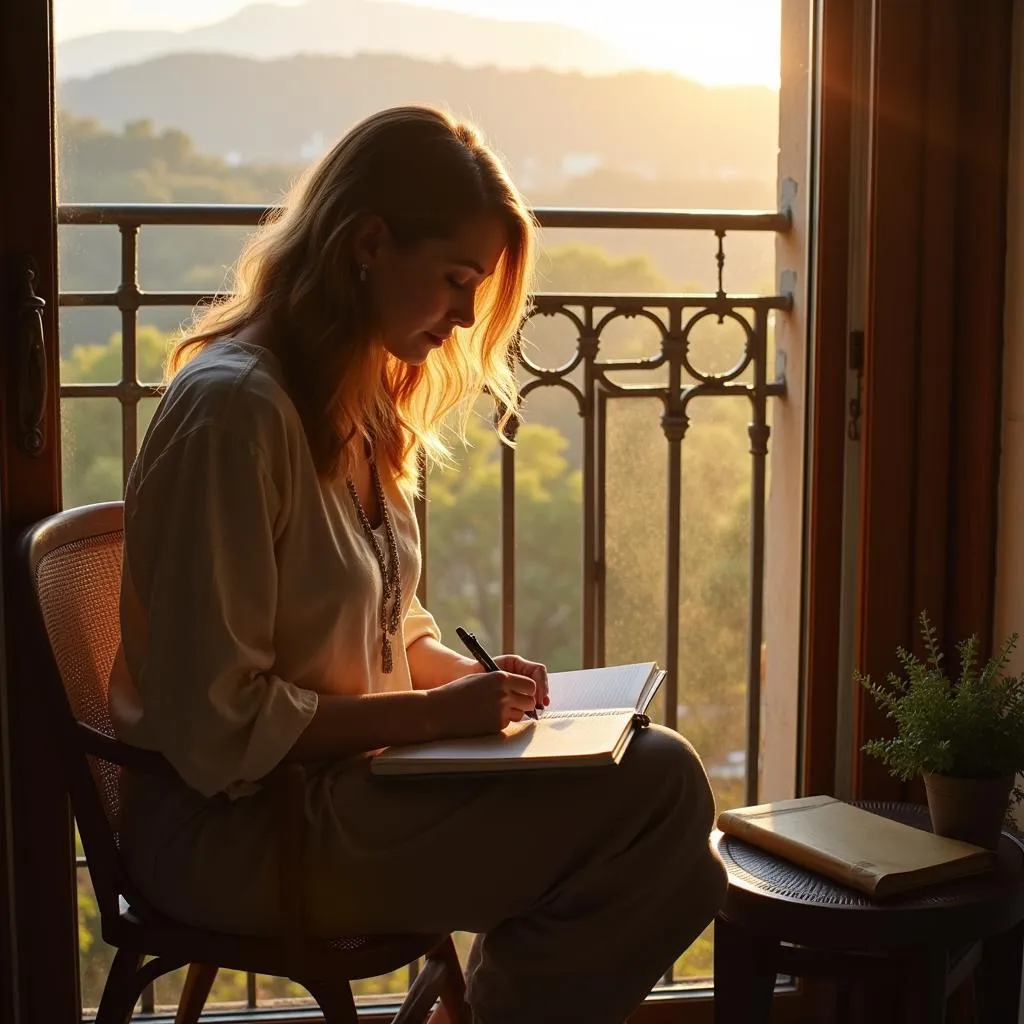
428, 670, 538, 737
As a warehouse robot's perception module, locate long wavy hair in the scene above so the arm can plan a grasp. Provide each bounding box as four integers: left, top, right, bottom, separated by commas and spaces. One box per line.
167, 106, 536, 489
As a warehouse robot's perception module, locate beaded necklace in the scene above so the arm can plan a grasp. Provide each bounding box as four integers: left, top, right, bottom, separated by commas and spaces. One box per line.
345, 454, 402, 673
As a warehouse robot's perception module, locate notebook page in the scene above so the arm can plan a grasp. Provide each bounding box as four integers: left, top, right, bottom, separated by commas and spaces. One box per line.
372, 711, 636, 772
544, 663, 657, 714
544, 709, 632, 720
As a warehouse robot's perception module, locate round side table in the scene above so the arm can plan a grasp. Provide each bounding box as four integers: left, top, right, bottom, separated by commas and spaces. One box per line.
712, 802, 1024, 1024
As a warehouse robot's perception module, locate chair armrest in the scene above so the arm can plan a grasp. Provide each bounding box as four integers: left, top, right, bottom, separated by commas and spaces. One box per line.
75, 721, 178, 776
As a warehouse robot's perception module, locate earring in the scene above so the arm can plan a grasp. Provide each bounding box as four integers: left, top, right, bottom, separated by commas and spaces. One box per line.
359, 263, 368, 283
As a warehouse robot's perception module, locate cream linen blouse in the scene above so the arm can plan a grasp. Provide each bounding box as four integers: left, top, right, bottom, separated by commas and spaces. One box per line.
109, 339, 440, 798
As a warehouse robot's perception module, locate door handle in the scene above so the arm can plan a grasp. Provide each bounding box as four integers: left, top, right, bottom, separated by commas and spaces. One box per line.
16, 258, 48, 456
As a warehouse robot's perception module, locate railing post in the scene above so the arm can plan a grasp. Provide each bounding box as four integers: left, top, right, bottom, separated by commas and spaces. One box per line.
745, 306, 772, 806
580, 312, 600, 669
116, 222, 141, 485
500, 426, 516, 655
661, 307, 688, 734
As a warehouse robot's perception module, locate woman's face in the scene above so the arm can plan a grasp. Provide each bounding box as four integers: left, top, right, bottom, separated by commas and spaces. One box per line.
359, 213, 509, 366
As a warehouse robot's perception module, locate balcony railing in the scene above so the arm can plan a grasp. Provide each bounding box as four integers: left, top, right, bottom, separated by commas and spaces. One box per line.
57, 201, 791, 1017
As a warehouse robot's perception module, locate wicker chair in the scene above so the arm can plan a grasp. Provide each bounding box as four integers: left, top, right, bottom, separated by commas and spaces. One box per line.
17, 501, 470, 1024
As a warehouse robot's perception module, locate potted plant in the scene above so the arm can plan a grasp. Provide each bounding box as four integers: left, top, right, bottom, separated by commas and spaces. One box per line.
857, 611, 1024, 850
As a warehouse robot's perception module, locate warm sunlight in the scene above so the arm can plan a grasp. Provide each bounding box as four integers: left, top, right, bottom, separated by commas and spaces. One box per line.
396, 0, 782, 87
55, 0, 780, 88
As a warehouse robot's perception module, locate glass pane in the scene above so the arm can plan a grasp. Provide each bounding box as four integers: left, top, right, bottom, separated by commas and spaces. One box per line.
256, 974, 315, 1009
60, 321, 123, 386
60, 397, 124, 510
685, 311, 753, 383
134, 322, 178, 385
674, 921, 716, 982
138, 397, 160, 451
76, 866, 119, 1014
680, 397, 753, 816
153, 966, 250, 1012
58, 310, 177, 388
425, 397, 502, 652
152, 966, 187, 1012
517, 311, 585, 494
350, 969, 410, 1001
451, 931, 474, 970
604, 397, 668, 676
59, 224, 120, 291
59, 307, 122, 370
139, 226, 261, 292
513, 400, 582, 672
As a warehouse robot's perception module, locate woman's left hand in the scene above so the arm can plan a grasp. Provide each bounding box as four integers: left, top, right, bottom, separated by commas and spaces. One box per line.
492, 653, 549, 712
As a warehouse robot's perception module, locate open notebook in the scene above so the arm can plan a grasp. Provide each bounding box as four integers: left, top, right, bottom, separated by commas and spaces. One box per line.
371, 662, 666, 776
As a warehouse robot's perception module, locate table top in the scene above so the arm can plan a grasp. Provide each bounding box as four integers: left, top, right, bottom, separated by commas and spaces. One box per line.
713, 801, 1024, 951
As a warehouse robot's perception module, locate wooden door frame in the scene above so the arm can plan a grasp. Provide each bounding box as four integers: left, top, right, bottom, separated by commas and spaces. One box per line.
1, 0, 75, 1021
800, 0, 856, 796
853, 0, 1014, 799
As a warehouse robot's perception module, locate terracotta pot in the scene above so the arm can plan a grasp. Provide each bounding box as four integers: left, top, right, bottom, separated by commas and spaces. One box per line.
923, 772, 1014, 850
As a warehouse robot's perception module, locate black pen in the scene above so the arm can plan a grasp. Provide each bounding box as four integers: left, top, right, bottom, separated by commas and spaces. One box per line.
455, 626, 538, 720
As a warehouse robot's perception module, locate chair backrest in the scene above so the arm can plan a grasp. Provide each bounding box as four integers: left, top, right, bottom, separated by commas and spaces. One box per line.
17, 501, 146, 923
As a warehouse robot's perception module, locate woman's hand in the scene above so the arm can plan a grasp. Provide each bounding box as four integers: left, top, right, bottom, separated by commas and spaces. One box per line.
492, 653, 549, 711
406, 638, 550, 708
429, 669, 539, 737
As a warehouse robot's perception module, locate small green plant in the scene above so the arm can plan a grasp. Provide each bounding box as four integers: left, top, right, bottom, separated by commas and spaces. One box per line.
858, 611, 1024, 806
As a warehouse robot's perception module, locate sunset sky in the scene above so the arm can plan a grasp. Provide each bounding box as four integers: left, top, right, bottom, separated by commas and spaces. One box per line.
54, 0, 781, 88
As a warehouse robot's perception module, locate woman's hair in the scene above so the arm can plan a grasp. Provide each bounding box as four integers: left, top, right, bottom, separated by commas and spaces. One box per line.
167, 105, 536, 488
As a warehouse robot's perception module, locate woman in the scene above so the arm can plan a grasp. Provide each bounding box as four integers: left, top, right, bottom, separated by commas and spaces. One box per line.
111, 105, 727, 1024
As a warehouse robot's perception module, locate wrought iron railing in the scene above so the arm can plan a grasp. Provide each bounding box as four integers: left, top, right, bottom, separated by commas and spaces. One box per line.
58, 201, 791, 1015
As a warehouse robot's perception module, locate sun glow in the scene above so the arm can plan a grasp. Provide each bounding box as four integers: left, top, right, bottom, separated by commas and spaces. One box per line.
55, 0, 781, 89
613, 5, 782, 88
376, 0, 782, 87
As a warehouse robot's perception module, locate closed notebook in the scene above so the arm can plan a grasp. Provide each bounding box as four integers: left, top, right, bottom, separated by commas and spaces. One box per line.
717, 795, 998, 899
371, 662, 665, 776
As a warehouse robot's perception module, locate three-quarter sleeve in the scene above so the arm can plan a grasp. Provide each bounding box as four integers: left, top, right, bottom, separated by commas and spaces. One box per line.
122, 424, 318, 797
403, 593, 441, 648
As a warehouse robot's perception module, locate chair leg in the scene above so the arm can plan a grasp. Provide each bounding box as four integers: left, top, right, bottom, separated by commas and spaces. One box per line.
713, 915, 779, 1024
302, 978, 359, 1024
907, 953, 948, 1024
976, 920, 1024, 1024
95, 949, 146, 1024
393, 959, 447, 1024
431, 937, 470, 1024
174, 964, 218, 1024
397, 938, 470, 1024
836, 979, 858, 1024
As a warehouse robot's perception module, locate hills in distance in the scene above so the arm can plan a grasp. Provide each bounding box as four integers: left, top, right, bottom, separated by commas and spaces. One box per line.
56, 0, 635, 81
58, 51, 779, 192
56, 1, 781, 293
